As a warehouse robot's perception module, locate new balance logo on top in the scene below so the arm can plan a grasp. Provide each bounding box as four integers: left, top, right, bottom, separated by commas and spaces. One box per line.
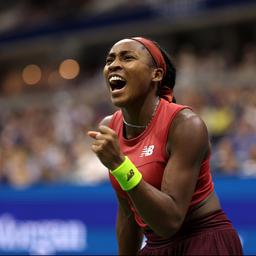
140, 145, 155, 157
126, 169, 135, 181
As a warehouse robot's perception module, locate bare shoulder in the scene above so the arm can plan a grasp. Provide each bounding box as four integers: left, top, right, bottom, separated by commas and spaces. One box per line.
99, 115, 113, 127
171, 108, 208, 134
167, 108, 209, 154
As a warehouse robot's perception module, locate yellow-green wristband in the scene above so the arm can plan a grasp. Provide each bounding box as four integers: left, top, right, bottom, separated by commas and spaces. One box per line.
110, 156, 142, 191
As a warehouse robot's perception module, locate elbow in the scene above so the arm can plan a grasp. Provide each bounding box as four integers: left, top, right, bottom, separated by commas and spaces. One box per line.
154, 217, 183, 239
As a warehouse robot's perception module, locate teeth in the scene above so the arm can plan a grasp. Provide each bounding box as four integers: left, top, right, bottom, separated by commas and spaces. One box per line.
109, 76, 125, 83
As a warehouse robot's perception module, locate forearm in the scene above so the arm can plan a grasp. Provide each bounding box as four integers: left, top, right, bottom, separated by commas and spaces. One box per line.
116, 209, 143, 255
127, 180, 184, 238
110, 158, 185, 238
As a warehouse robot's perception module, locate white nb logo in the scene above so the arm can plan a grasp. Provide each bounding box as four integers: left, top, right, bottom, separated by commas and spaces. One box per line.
140, 145, 155, 157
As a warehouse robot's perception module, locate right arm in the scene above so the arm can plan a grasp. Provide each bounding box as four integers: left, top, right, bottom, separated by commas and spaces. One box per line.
116, 194, 143, 255
97, 116, 143, 254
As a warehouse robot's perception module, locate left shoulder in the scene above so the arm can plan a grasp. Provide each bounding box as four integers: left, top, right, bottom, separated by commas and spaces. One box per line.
172, 108, 208, 134
167, 108, 209, 156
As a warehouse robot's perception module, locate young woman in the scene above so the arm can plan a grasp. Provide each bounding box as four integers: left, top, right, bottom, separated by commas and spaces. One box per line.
88, 37, 243, 255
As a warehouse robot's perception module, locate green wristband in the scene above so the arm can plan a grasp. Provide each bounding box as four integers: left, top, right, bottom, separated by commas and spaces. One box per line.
110, 156, 142, 191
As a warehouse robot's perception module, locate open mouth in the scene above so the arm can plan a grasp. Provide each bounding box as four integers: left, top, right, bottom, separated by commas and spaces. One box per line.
109, 75, 126, 91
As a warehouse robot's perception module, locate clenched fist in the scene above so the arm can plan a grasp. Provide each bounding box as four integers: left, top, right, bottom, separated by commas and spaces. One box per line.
87, 125, 125, 170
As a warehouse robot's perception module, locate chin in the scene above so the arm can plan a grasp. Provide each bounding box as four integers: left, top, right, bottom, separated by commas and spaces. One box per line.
111, 96, 128, 108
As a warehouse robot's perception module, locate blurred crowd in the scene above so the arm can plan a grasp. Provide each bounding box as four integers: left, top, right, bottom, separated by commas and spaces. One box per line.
0, 0, 161, 34
174, 43, 256, 178
0, 87, 113, 187
0, 40, 256, 186
0, 40, 255, 188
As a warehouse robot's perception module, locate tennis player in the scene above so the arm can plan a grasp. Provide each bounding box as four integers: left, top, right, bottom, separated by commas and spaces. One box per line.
88, 37, 243, 255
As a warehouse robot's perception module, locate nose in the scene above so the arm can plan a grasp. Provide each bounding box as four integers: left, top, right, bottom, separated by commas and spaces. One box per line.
108, 58, 122, 71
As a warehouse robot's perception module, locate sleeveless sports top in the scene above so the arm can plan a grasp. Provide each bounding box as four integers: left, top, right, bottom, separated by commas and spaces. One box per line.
108, 99, 214, 228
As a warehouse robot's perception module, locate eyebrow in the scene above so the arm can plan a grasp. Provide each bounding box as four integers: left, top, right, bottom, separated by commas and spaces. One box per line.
107, 50, 136, 58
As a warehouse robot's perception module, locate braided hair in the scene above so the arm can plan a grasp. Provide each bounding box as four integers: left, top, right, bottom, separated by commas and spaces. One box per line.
153, 42, 177, 103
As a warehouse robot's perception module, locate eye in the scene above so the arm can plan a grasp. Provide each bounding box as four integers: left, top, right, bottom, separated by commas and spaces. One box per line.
105, 56, 114, 65
123, 55, 134, 61
105, 59, 112, 65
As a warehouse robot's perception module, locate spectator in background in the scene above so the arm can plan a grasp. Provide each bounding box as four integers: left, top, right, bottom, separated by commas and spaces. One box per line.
231, 116, 256, 164
241, 145, 256, 177
2, 146, 41, 187
68, 138, 108, 185
211, 137, 240, 176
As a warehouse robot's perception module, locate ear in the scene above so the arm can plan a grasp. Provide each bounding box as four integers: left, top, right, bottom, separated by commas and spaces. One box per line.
152, 68, 164, 83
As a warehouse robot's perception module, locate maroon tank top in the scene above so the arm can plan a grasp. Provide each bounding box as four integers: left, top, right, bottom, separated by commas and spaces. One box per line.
109, 99, 214, 227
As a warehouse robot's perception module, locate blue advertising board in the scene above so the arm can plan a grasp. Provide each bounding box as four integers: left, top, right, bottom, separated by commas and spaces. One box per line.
0, 177, 255, 255
0, 183, 118, 255
214, 177, 256, 255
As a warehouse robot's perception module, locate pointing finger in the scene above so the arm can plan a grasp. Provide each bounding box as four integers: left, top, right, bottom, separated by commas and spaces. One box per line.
87, 131, 99, 139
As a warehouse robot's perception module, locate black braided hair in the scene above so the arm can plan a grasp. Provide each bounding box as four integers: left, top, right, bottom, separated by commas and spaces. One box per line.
153, 42, 177, 103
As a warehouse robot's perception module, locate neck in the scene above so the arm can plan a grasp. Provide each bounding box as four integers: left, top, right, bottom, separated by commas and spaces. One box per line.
123, 97, 160, 129
123, 119, 147, 129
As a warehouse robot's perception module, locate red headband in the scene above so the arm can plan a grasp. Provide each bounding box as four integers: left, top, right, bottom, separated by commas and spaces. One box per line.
131, 37, 167, 76
131, 37, 173, 102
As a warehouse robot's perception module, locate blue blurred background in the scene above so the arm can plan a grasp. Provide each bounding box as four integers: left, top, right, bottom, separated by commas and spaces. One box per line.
0, 0, 256, 255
